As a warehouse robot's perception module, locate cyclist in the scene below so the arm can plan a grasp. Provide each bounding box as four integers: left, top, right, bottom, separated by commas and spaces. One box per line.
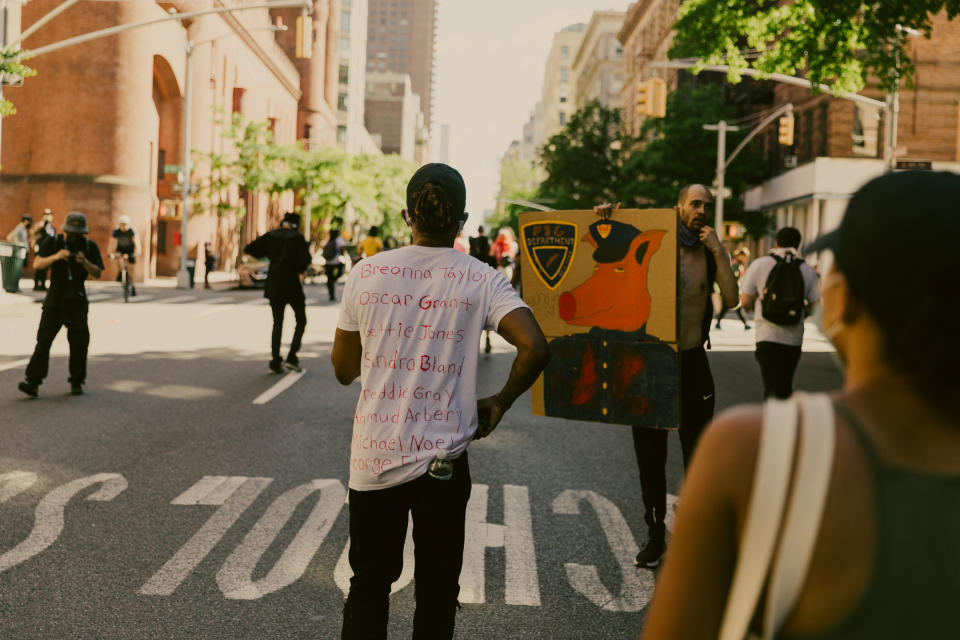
108, 214, 141, 296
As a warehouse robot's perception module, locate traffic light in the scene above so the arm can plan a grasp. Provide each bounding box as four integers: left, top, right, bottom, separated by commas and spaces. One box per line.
778, 114, 795, 146
295, 13, 312, 59
636, 78, 667, 118
635, 81, 648, 116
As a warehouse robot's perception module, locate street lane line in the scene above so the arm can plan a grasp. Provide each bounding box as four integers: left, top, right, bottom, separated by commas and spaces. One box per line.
252, 370, 306, 405
129, 295, 154, 303
87, 293, 112, 302
242, 297, 269, 305
163, 295, 198, 304
0, 358, 29, 373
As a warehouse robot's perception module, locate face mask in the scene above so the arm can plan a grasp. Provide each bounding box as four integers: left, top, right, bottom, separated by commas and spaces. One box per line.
677, 219, 700, 247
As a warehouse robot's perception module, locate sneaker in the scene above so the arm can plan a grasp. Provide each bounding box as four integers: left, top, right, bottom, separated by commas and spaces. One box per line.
17, 381, 38, 398
634, 536, 665, 568
268, 359, 284, 374
284, 356, 302, 372
70, 382, 84, 396
714, 322, 723, 329
744, 324, 752, 330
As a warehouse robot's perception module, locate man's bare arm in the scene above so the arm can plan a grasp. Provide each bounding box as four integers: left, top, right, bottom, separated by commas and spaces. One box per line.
740, 293, 757, 310
475, 308, 549, 438
331, 328, 362, 385
700, 226, 739, 308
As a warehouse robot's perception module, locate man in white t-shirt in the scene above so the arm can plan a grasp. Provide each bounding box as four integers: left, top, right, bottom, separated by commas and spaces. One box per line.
331, 163, 549, 640
740, 227, 821, 399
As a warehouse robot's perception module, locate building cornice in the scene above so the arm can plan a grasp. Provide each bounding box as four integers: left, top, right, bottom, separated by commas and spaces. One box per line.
618, 0, 653, 45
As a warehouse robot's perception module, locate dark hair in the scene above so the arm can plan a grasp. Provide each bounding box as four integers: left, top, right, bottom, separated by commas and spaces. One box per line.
410, 182, 459, 236
368, 226, 380, 237
329, 229, 340, 240
775, 227, 801, 249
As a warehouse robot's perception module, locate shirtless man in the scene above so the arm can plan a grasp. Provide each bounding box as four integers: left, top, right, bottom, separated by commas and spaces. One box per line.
597, 184, 739, 567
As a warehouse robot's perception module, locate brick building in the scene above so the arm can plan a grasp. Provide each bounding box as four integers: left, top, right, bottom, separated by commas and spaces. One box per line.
0, 0, 342, 282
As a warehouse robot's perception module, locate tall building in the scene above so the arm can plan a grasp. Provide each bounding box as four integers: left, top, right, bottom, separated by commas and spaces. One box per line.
0, 0, 341, 280
531, 23, 587, 152
618, 0, 682, 136
365, 0, 436, 131
334, 0, 381, 153
364, 72, 423, 164
571, 11, 626, 110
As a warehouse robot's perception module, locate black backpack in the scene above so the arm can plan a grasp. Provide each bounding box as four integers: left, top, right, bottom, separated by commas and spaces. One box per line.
761, 254, 806, 325
322, 239, 339, 261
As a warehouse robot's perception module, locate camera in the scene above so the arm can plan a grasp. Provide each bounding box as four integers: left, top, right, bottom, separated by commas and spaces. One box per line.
68, 252, 77, 261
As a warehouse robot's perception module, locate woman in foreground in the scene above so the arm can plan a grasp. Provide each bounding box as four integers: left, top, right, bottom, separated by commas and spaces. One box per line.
641, 170, 960, 639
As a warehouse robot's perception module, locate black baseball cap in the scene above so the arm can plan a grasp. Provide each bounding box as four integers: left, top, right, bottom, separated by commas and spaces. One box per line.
406, 163, 466, 217
806, 170, 960, 321
282, 212, 301, 229
62, 211, 89, 234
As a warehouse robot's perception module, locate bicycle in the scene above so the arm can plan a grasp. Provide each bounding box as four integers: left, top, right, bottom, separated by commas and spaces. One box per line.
112, 252, 132, 302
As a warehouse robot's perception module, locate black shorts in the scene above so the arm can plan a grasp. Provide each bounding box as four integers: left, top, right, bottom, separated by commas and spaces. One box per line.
117, 250, 136, 264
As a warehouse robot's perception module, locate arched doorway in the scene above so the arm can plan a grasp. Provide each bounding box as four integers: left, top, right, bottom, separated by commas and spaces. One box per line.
152, 54, 182, 277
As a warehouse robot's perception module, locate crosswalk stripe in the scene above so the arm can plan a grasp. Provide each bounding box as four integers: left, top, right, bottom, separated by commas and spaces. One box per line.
0, 358, 29, 373
163, 295, 198, 304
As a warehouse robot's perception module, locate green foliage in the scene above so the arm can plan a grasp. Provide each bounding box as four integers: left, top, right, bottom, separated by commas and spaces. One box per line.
671, 0, 960, 94
633, 83, 767, 235
488, 153, 545, 234
193, 109, 414, 243
0, 48, 38, 118
536, 101, 639, 210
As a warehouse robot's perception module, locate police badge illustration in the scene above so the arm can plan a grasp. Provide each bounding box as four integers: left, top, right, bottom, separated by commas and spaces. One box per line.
520, 221, 577, 290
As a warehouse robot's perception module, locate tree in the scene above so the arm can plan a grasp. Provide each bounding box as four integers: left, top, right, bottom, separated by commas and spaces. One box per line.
487, 152, 545, 234
0, 49, 36, 117
632, 82, 770, 238
671, 0, 960, 94
536, 101, 639, 210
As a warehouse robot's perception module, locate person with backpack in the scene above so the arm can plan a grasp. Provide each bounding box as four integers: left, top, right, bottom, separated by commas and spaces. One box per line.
739, 227, 820, 399
321, 228, 347, 301
244, 212, 312, 374
18, 212, 103, 398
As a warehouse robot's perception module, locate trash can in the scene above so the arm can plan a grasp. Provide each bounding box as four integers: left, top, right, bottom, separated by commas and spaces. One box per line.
0, 241, 28, 293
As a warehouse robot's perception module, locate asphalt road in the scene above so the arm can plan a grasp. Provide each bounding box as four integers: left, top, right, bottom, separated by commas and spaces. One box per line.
0, 280, 843, 639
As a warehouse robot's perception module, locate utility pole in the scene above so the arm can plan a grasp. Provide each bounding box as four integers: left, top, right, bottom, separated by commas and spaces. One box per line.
177, 41, 195, 289
702, 120, 739, 234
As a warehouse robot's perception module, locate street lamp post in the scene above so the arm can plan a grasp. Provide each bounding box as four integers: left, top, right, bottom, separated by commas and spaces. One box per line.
176, 24, 286, 289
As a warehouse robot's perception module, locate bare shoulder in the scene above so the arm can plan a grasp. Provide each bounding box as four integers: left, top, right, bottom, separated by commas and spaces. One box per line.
690, 405, 765, 508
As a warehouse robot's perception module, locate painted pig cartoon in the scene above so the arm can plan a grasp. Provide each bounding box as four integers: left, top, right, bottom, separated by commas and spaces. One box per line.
558, 220, 665, 333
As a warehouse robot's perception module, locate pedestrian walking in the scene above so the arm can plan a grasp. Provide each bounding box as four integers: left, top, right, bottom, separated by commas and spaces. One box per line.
18, 212, 103, 398
32, 210, 56, 291
203, 241, 217, 289
321, 228, 347, 301
358, 225, 383, 258
5, 213, 32, 246
331, 163, 549, 640
641, 170, 960, 640
714, 246, 751, 330
244, 212, 312, 374
596, 183, 739, 569
740, 227, 820, 399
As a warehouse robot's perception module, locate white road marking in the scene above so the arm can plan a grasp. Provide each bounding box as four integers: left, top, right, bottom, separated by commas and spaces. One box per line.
171, 476, 249, 506
252, 370, 306, 405
87, 293, 112, 302
553, 489, 655, 612
0, 471, 38, 503
0, 358, 29, 373
139, 476, 272, 596
461, 483, 541, 606
0, 473, 127, 573
163, 295, 198, 304
217, 479, 346, 600
128, 295, 154, 303
242, 297, 269, 305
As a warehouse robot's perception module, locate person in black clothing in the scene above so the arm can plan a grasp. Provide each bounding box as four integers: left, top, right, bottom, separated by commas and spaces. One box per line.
108, 214, 141, 296
32, 209, 56, 291
244, 212, 312, 374
468, 225, 496, 268
18, 212, 103, 398
203, 241, 217, 289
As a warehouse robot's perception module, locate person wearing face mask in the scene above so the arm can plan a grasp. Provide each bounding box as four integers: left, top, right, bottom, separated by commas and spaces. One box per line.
18, 212, 103, 398
595, 184, 739, 568
640, 170, 960, 640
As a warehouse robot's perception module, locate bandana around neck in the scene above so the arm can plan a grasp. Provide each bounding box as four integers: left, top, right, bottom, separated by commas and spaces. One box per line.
678, 220, 700, 248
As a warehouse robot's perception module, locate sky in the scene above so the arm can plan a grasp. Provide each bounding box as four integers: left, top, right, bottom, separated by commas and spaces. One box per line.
432, 0, 630, 228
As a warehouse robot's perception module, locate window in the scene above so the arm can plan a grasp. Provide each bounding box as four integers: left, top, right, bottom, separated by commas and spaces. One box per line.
340, 11, 350, 31
559, 112, 567, 126
561, 45, 569, 59
615, 44, 624, 58
339, 36, 350, 53
559, 93, 567, 104
303, 124, 311, 141
852, 104, 879, 157
337, 126, 348, 144
338, 92, 349, 112
560, 67, 569, 83
232, 87, 245, 113
339, 64, 349, 84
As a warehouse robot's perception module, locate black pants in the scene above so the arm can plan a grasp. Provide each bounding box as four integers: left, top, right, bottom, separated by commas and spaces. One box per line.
755, 341, 802, 399
270, 296, 306, 362
632, 346, 715, 534
342, 454, 471, 640
25, 302, 90, 385
34, 267, 47, 287
325, 263, 344, 300
716, 305, 748, 326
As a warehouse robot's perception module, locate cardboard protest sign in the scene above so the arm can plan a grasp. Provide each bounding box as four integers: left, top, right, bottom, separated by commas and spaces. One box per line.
519, 210, 679, 428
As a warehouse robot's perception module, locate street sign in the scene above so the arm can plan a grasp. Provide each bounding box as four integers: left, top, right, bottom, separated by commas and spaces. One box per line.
895, 158, 932, 170
163, 164, 182, 175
